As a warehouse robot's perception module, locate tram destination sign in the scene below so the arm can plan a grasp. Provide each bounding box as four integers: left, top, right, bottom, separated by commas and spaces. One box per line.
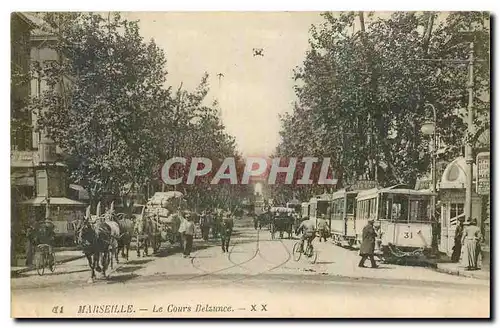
476, 152, 490, 195
350, 180, 378, 191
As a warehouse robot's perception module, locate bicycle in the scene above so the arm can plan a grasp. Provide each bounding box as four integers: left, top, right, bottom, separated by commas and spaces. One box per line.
292, 239, 318, 264
34, 244, 56, 276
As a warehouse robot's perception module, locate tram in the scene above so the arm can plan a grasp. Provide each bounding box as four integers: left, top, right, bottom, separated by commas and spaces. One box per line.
329, 189, 358, 246
355, 185, 435, 258
308, 194, 332, 227
301, 202, 310, 220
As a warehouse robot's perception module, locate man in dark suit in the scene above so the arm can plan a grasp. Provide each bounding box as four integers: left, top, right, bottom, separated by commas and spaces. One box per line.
221, 213, 234, 253
358, 218, 378, 268
451, 217, 465, 262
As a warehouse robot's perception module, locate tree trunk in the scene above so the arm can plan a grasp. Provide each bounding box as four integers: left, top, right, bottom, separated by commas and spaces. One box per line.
422, 12, 435, 54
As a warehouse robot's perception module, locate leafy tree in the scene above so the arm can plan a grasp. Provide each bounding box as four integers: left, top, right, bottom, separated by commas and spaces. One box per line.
33, 13, 170, 204
33, 13, 250, 210
276, 11, 489, 193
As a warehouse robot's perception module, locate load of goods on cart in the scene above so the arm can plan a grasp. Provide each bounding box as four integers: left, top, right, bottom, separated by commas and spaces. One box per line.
143, 191, 186, 250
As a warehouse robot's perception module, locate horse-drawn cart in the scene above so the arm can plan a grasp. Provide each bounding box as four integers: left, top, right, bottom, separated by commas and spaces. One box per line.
135, 191, 184, 255
269, 207, 294, 239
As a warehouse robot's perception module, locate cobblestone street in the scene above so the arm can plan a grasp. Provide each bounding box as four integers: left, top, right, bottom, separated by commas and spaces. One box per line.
11, 217, 490, 317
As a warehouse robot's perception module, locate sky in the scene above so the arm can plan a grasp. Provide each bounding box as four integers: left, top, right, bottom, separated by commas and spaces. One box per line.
122, 12, 325, 157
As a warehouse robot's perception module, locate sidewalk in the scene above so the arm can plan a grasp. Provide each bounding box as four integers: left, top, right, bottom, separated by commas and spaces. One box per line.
434, 262, 490, 280
303, 241, 490, 285
11, 250, 85, 276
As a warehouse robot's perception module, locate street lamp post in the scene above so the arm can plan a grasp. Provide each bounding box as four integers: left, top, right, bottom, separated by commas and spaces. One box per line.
413, 39, 479, 224
421, 103, 437, 220
464, 42, 475, 223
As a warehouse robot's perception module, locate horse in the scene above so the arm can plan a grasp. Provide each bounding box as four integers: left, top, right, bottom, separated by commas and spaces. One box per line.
102, 214, 121, 268
73, 218, 112, 282
134, 214, 156, 257
115, 214, 135, 261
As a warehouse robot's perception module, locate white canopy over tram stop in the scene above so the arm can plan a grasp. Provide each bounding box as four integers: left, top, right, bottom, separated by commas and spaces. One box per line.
438, 156, 482, 256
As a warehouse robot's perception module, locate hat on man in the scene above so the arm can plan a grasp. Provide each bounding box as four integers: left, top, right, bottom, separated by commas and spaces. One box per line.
367, 218, 375, 222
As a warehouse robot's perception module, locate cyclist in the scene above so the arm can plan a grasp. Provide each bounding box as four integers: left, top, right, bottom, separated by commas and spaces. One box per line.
35, 218, 56, 265
295, 217, 316, 254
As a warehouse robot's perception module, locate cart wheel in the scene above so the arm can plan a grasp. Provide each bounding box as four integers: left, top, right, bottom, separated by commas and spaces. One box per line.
35, 253, 45, 276
292, 242, 302, 261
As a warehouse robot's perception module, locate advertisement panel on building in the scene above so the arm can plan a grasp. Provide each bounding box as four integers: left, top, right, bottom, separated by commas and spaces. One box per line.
476, 152, 490, 195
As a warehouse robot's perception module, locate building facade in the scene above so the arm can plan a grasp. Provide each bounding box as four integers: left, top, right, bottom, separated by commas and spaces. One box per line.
11, 13, 37, 264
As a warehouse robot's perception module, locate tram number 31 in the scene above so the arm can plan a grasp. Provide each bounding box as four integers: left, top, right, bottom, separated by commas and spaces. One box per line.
403, 232, 413, 239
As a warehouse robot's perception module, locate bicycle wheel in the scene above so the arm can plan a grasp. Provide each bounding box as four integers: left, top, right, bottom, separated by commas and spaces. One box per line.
35, 253, 45, 276
292, 242, 302, 261
48, 253, 56, 272
308, 247, 318, 264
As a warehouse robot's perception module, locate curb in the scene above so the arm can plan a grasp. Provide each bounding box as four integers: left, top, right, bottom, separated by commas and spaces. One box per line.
11, 254, 85, 276
433, 265, 490, 280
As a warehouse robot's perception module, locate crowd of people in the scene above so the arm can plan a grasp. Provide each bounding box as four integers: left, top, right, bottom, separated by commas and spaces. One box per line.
178, 209, 235, 257
22, 203, 484, 272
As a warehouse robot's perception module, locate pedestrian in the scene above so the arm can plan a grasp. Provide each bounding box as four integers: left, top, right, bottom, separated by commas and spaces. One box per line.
33, 217, 56, 266
204, 210, 213, 241
221, 213, 234, 253
25, 223, 36, 267
451, 217, 465, 262
252, 210, 259, 230
317, 214, 328, 242
358, 218, 378, 268
431, 214, 441, 254
179, 212, 195, 258
461, 218, 482, 270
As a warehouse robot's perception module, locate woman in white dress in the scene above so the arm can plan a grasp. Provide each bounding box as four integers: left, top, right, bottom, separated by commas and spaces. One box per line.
461, 218, 482, 270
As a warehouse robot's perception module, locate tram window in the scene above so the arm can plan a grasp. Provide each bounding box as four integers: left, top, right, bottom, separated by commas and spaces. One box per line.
346, 198, 355, 215
334, 200, 341, 218
388, 195, 410, 222
317, 201, 329, 216
338, 199, 345, 215
370, 198, 377, 218
383, 199, 392, 220
310, 203, 317, 217
391, 203, 402, 222
409, 200, 429, 222
361, 199, 371, 219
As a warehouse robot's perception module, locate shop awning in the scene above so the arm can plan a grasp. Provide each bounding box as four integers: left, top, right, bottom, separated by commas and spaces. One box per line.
20, 197, 86, 207
11, 171, 35, 186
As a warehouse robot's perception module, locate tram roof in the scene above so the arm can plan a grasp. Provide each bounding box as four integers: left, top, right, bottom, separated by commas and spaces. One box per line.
356, 186, 436, 200
330, 188, 359, 200
309, 194, 333, 203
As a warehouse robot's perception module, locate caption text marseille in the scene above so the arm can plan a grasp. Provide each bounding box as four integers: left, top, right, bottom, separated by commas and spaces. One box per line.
160, 157, 337, 185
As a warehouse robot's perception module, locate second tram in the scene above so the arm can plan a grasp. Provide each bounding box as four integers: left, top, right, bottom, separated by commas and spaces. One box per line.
329, 189, 358, 246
